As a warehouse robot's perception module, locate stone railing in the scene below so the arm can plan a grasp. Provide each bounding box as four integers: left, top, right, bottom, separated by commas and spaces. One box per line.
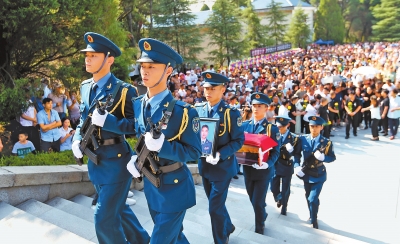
0, 164, 200, 206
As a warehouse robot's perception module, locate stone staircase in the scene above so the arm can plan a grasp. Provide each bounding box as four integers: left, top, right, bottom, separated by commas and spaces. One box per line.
0, 181, 370, 244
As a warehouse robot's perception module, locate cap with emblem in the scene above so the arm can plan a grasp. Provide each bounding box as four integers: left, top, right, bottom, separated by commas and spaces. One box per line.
80, 32, 121, 57
308, 116, 326, 125
201, 72, 229, 87
251, 92, 271, 105
136, 38, 183, 67
275, 116, 291, 127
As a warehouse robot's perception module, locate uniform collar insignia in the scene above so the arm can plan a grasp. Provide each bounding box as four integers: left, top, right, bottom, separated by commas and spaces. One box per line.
107, 83, 112, 89
219, 107, 223, 111
164, 102, 169, 107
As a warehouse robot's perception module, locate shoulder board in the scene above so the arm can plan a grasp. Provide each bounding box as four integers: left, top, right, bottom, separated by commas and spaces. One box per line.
81, 79, 92, 86
195, 102, 207, 107
132, 94, 145, 101
175, 100, 191, 108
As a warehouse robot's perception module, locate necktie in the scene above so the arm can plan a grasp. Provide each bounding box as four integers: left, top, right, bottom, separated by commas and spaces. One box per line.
209, 109, 214, 118
311, 138, 315, 148
90, 83, 97, 103
280, 134, 284, 145
144, 102, 151, 125
254, 123, 259, 133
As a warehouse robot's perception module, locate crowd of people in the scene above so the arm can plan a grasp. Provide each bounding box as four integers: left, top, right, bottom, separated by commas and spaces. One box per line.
160, 42, 400, 141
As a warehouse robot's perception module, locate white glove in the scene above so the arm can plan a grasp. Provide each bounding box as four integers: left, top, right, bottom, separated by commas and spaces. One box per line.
91, 109, 108, 127
126, 155, 141, 178
206, 152, 220, 165
314, 150, 325, 161
144, 132, 165, 152
295, 167, 305, 177
258, 148, 270, 164
252, 162, 269, 170
285, 143, 294, 153
72, 140, 83, 158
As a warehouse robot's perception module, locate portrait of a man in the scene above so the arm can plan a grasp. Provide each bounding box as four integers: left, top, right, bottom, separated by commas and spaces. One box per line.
201, 125, 213, 155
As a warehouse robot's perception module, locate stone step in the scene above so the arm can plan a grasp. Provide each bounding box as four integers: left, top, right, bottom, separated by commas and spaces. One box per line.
46, 197, 95, 223
17, 199, 97, 242
70, 194, 94, 208
0, 202, 93, 244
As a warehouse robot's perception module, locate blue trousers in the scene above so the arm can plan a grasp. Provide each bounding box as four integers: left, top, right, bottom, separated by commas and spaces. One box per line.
148, 209, 188, 244
202, 177, 234, 244
93, 178, 150, 244
303, 181, 324, 224
388, 118, 399, 137
271, 173, 292, 214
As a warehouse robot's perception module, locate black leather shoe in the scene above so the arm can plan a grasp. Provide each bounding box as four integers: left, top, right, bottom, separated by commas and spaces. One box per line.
345, 135, 349, 139
277, 200, 282, 208
383, 133, 388, 136
281, 208, 286, 215
353, 133, 357, 137
238, 172, 243, 175
312, 220, 319, 229
233, 175, 239, 179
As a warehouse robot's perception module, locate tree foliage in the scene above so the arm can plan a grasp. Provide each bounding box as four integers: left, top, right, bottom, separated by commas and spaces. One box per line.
286, 7, 311, 48
200, 4, 210, 11
242, 0, 273, 53
150, 0, 203, 63
313, 0, 345, 43
206, 0, 244, 67
371, 0, 400, 41
264, 0, 287, 46
0, 0, 134, 89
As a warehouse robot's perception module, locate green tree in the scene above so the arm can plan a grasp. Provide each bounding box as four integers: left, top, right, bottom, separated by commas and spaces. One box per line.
0, 0, 132, 88
286, 7, 311, 48
371, 0, 400, 41
313, 0, 345, 43
206, 0, 244, 67
200, 4, 210, 11
264, 0, 287, 46
150, 0, 203, 63
242, 0, 272, 53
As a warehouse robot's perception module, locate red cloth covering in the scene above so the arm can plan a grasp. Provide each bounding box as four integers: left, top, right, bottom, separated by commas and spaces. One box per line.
236, 133, 278, 165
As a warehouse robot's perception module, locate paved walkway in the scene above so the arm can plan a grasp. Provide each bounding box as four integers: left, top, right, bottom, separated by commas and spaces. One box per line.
228, 125, 400, 244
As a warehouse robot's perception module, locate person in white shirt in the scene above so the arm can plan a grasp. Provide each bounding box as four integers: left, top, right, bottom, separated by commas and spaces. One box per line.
387, 89, 400, 140
59, 118, 75, 151
177, 84, 187, 98
278, 99, 290, 117
382, 79, 395, 92
252, 68, 260, 79
20, 100, 37, 127
361, 95, 381, 141
303, 99, 318, 134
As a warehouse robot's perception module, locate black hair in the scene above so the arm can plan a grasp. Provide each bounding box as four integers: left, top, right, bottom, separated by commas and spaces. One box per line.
42, 97, 52, 104
201, 124, 209, 130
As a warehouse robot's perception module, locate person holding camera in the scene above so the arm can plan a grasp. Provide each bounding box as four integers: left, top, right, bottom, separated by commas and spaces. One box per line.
59, 118, 75, 151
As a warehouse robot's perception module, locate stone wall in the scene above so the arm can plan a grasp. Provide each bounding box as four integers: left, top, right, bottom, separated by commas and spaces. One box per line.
0, 164, 200, 206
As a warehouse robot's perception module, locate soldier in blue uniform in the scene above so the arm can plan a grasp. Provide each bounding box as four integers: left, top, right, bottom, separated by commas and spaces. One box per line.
72, 32, 149, 244
195, 72, 244, 244
125, 38, 202, 244
271, 116, 299, 216
241, 92, 281, 234
201, 125, 213, 155
294, 116, 336, 229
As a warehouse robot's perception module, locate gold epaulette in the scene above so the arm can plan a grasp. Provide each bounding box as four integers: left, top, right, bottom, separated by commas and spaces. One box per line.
219, 108, 231, 136
293, 135, 298, 147
109, 87, 129, 117
168, 107, 189, 142
325, 140, 331, 155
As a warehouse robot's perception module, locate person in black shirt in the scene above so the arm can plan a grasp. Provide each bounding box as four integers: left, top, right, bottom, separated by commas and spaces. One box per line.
344, 90, 362, 139
379, 89, 390, 136
318, 98, 330, 138
288, 95, 299, 133
362, 87, 373, 129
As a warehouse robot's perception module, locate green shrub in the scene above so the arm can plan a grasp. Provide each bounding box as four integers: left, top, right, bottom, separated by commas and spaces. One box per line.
0, 137, 138, 166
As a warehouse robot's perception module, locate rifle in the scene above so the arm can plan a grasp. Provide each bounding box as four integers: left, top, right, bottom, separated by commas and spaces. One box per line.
134, 100, 175, 187
75, 94, 113, 166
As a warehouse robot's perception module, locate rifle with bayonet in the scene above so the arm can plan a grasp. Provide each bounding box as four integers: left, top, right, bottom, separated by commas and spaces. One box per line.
75, 94, 113, 166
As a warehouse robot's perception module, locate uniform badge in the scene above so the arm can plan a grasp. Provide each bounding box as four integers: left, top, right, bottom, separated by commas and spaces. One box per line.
312, 116, 316, 120
280, 118, 284, 121
206, 73, 212, 79
276, 133, 281, 140
192, 117, 200, 133
255, 94, 260, 99
237, 117, 243, 127
87, 35, 94, 43
144, 41, 151, 51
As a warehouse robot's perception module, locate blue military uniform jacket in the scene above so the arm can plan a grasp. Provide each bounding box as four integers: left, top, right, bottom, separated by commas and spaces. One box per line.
293, 135, 336, 183
242, 118, 281, 180
133, 92, 201, 213
195, 101, 244, 182
73, 74, 138, 185
201, 139, 213, 155
275, 132, 299, 176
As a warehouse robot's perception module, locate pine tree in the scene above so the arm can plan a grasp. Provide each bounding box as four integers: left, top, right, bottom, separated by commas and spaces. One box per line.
371, 0, 400, 41
206, 0, 244, 67
286, 6, 311, 48
313, 0, 345, 43
242, 0, 273, 53
265, 0, 287, 46
150, 0, 203, 62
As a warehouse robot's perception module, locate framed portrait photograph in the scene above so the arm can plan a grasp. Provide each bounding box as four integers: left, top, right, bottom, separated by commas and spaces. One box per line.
199, 118, 219, 157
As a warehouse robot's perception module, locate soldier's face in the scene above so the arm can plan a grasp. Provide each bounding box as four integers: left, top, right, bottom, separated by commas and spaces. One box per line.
204, 85, 225, 105
278, 124, 288, 134
201, 127, 208, 140
140, 63, 173, 88
309, 125, 323, 137
252, 104, 267, 119
85, 52, 113, 73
